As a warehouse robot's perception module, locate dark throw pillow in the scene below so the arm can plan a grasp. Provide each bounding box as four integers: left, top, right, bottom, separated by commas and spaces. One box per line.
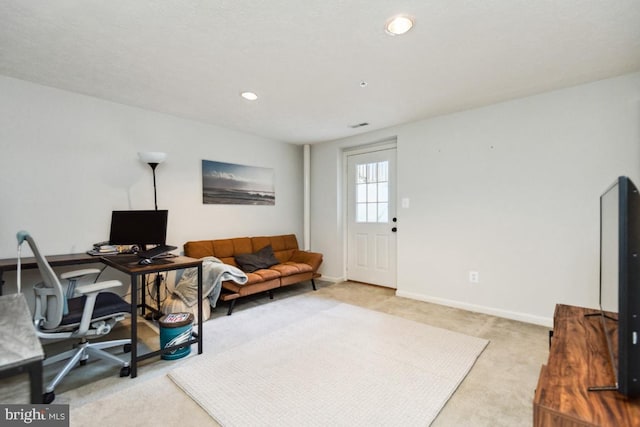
234, 245, 280, 273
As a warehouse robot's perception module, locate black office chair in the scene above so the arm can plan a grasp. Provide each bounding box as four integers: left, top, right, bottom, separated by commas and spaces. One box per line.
16, 231, 132, 403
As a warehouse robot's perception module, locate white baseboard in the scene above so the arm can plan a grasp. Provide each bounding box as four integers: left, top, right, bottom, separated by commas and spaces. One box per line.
395, 290, 553, 328
316, 275, 344, 283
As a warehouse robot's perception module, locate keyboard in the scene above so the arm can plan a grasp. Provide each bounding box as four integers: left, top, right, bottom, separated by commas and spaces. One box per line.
137, 244, 178, 260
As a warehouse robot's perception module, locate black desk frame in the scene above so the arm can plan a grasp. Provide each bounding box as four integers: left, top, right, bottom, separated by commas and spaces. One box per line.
99, 255, 203, 378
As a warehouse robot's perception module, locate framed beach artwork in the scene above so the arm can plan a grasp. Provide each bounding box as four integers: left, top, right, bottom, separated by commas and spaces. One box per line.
202, 160, 275, 205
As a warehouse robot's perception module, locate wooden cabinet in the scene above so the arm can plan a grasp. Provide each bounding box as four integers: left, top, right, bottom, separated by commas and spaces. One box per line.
534, 304, 640, 426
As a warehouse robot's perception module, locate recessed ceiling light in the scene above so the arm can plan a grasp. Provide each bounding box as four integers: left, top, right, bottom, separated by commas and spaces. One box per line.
241, 91, 258, 101
385, 15, 414, 36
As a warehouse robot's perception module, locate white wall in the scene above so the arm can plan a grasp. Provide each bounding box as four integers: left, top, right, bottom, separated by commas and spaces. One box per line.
0, 76, 303, 293
311, 72, 640, 326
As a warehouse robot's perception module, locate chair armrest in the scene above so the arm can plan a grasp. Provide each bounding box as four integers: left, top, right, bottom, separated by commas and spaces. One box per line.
62, 268, 106, 302
75, 280, 122, 295
60, 268, 102, 280
290, 250, 323, 272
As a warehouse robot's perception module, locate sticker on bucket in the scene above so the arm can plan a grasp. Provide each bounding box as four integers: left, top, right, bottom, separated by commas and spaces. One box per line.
165, 329, 192, 353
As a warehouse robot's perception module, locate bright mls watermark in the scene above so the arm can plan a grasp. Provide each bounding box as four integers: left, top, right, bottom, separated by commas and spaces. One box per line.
0, 405, 69, 426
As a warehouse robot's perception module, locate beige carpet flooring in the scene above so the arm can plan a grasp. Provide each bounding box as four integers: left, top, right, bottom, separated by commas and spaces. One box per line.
2, 281, 549, 426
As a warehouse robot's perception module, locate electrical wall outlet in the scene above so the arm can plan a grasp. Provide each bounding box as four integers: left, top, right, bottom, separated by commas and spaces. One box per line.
469, 271, 479, 283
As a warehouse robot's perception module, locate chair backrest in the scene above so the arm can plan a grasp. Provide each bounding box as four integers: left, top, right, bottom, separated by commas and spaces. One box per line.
17, 231, 65, 330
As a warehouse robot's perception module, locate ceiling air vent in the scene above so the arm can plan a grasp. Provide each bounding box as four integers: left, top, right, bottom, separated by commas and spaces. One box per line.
349, 122, 369, 129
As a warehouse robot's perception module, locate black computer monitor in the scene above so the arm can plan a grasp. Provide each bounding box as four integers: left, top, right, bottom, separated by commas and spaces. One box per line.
108, 210, 168, 247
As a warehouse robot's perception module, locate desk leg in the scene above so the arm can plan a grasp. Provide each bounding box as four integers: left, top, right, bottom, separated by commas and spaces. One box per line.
140, 273, 146, 316
28, 360, 43, 404
130, 272, 138, 378
197, 263, 203, 354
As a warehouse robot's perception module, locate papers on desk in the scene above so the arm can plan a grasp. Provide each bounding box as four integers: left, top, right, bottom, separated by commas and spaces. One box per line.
87, 245, 119, 256
86, 248, 119, 256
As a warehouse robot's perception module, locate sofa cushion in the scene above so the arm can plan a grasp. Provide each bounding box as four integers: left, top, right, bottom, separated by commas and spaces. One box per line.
270, 262, 313, 276
235, 245, 280, 273
245, 268, 281, 284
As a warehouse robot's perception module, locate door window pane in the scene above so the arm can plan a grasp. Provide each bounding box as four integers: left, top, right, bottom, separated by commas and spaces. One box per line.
377, 161, 388, 182
366, 163, 376, 183
367, 183, 377, 203
356, 164, 367, 184
378, 203, 388, 222
357, 184, 367, 203
367, 203, 377, 222
378, 182, 388, 202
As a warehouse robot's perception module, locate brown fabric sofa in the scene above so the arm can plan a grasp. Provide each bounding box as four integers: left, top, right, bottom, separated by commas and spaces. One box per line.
183, 234, 322, 315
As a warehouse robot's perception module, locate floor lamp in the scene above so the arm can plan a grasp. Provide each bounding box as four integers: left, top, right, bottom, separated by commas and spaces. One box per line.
138, 151, 167, 319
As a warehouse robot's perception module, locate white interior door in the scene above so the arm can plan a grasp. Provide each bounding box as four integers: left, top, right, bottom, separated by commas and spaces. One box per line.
346, 148, 397, 288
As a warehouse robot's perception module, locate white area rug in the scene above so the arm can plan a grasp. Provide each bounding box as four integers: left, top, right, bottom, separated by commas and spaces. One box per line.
169, 298, 488, 426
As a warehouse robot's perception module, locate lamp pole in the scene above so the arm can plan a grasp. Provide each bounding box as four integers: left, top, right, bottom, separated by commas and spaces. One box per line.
137, 152, 167, 321
148, 162, 159, 210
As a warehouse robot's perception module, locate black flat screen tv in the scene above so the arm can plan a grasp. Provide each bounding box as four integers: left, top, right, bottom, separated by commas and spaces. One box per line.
598, 176, 640, 396
109, 210, 168, 248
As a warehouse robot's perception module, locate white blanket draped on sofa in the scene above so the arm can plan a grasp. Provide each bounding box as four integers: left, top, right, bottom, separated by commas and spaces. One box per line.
162, 257, 247, 321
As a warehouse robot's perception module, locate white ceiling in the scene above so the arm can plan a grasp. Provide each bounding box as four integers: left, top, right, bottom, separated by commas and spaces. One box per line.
1, 1, 639, 144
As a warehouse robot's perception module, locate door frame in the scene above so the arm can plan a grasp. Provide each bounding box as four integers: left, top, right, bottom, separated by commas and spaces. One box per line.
341, 138, 398, 283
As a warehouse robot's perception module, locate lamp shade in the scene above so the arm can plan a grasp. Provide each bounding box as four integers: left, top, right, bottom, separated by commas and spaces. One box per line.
138, 152, 167, 164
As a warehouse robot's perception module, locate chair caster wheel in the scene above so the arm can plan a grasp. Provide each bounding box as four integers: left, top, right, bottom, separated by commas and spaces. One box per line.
123, 343, 132, 353
120, 366, 131, 377
43, 391, 55, 404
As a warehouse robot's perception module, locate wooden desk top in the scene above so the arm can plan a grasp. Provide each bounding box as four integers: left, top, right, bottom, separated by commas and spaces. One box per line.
0, 253, 99, 271
100, 255, 202, 274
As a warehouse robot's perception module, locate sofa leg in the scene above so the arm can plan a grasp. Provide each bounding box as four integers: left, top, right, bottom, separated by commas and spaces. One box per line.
227, 299, 236, 316
311, 278, 317, 291
268, 290, 274, 300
